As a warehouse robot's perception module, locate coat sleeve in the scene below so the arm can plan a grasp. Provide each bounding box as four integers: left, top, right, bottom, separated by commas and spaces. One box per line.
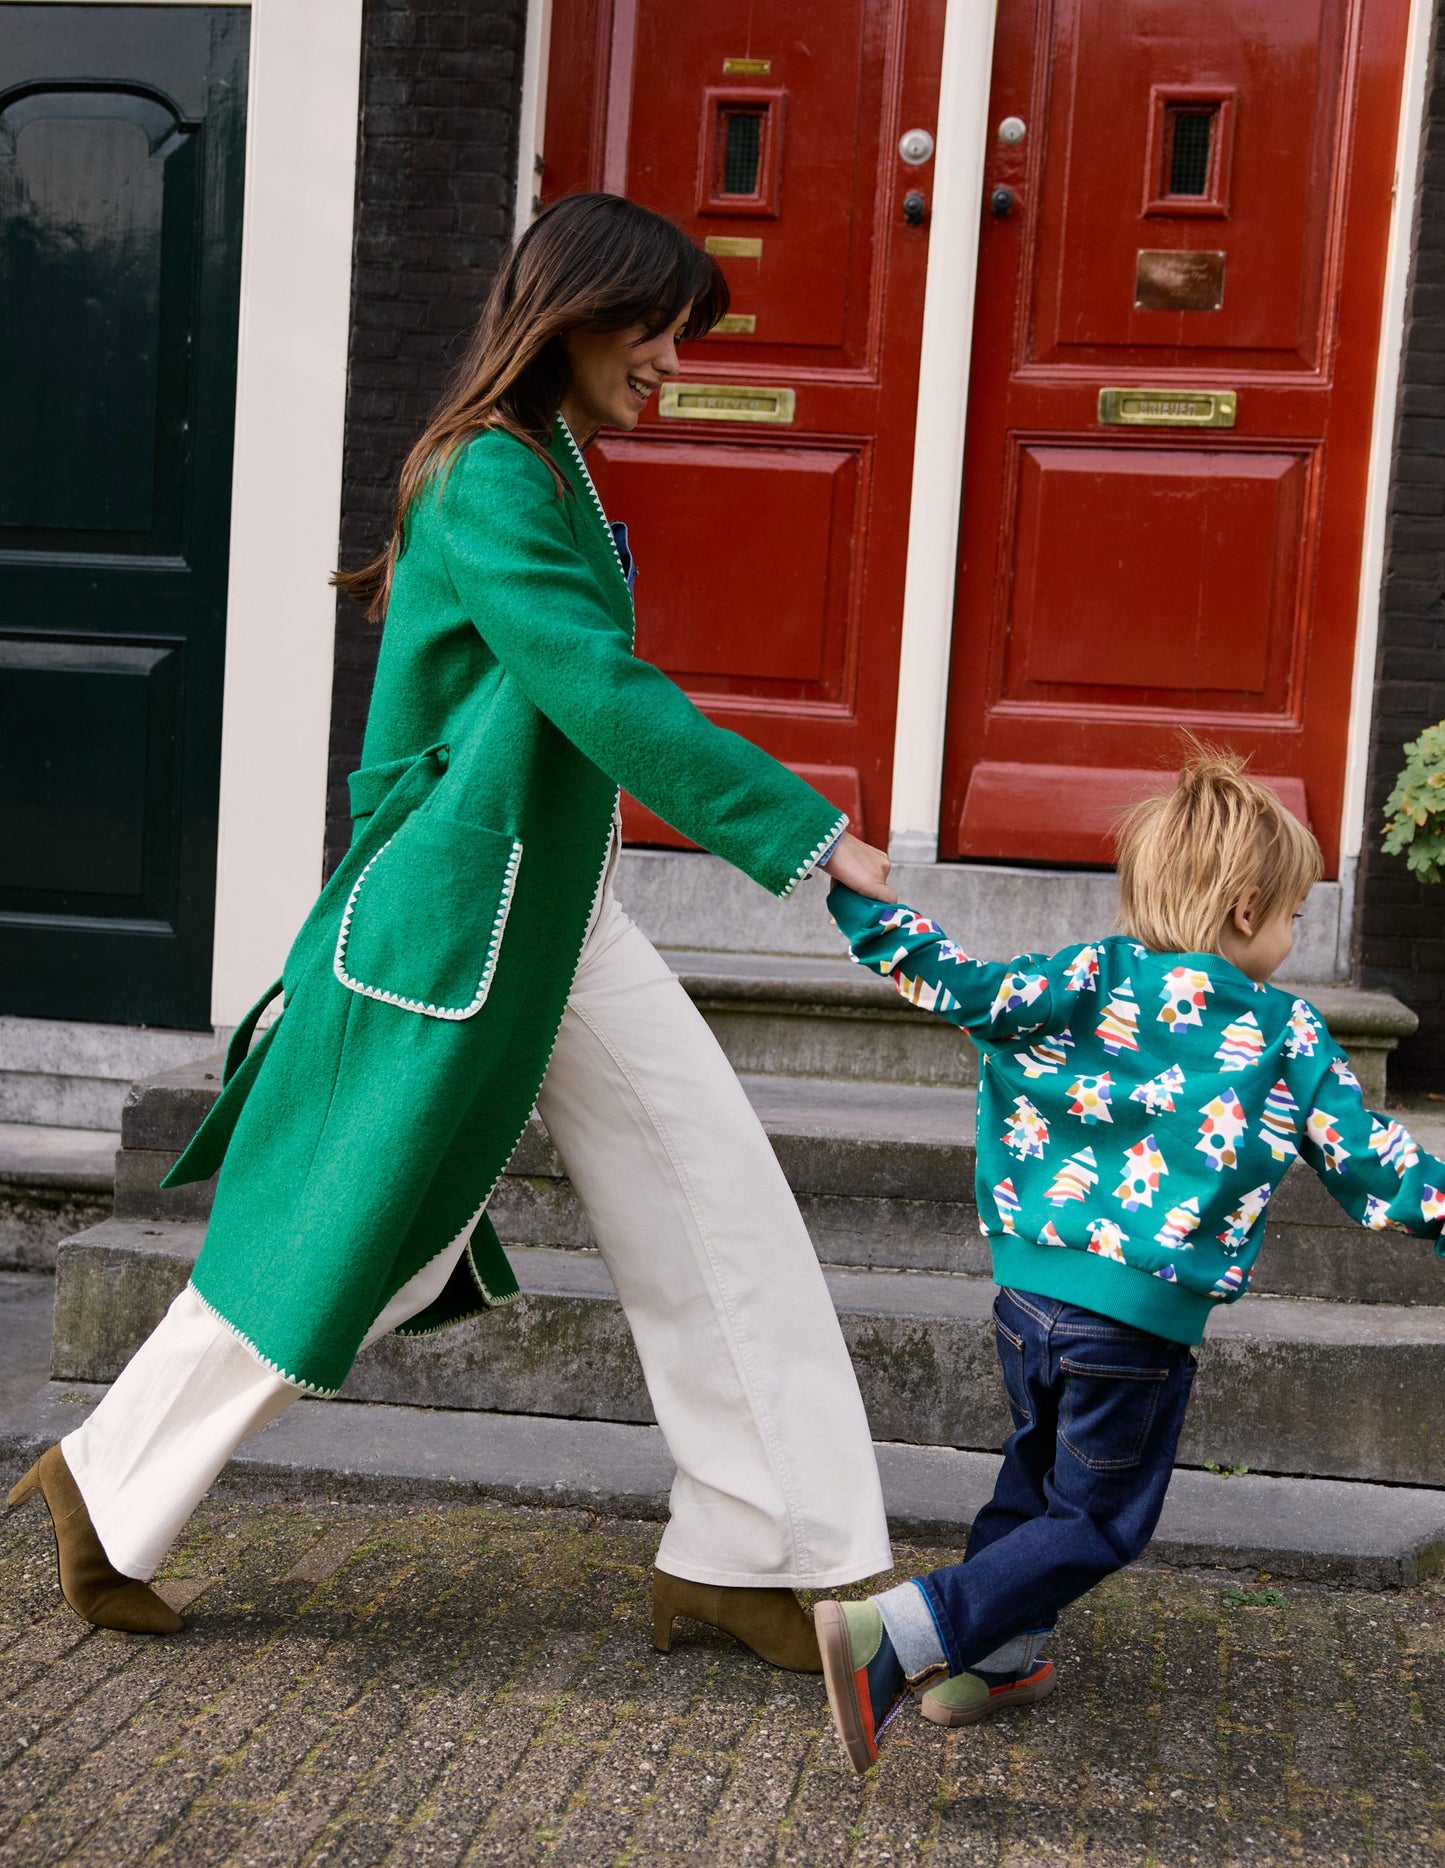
828, 883, 1057, 1041
432, 439, 847, 899
1287, 1012, 1445, 1247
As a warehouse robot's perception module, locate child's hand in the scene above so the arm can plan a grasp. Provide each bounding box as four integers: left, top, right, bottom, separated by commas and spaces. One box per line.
821, 832, 897, 903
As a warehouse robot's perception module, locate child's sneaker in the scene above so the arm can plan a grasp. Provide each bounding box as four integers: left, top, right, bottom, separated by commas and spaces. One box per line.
815, 1598, 910, 1772
919, 1657, 1057, 1727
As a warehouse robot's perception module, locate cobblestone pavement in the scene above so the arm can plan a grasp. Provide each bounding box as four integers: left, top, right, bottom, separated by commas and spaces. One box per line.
2, 1498, 1444, 1867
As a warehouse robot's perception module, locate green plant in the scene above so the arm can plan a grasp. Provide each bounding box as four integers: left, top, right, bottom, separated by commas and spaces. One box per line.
1382, 723, 1445, 884
1203, 1459, 1250, 1478
1222, 1586, 1287, 1609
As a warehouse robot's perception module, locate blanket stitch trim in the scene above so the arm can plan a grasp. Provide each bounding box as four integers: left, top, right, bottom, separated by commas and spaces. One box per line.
186, 1278, 342, 1397
778, 811, 850, 900
333, 835, 523, 1020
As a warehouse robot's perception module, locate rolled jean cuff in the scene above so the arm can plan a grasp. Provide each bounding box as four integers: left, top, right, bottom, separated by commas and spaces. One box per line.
974, 1629, 1050, 1675
873, 1579, 949, 1685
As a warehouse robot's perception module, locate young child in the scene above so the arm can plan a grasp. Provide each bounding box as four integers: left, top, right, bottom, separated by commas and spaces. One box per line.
815, 749, 1445, 1773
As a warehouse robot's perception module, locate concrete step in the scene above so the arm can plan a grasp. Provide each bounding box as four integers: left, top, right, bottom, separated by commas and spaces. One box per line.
4, 1380, 1442, 1589
0, 1014, 217, 1130
50, 1219, 1445, 1489
0, 1123, 116, 1272
113, 1062, 1445, 1307
663, 953, 1416, 1102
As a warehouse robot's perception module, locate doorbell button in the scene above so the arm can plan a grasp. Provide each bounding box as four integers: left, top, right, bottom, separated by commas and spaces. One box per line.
997, 116, 1027, 145
899, 128, 935, 165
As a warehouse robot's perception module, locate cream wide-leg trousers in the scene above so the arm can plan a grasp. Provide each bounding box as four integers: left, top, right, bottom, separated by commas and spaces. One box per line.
64, 880, 892, 1589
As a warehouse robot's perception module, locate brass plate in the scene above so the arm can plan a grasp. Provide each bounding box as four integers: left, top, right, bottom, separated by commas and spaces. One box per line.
1098, 387, 1238, 428
705, 235, 763, 259
658, 383, 796, 424
723, 57, 772, 74
712, 313, 757, 335
1134, 249, 1225, 312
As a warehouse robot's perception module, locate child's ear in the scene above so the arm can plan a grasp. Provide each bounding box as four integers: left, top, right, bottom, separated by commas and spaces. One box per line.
1230, 888, 1260, 939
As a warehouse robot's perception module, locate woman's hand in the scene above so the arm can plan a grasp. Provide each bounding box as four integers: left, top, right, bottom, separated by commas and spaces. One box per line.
821, 832, 897, 903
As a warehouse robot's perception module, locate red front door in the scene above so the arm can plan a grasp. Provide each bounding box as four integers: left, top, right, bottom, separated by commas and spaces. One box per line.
940, 0, 1408, 875
544, 0, 945, 846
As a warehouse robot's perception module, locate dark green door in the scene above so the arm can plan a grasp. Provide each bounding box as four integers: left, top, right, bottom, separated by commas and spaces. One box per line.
0, 6, 248, 1028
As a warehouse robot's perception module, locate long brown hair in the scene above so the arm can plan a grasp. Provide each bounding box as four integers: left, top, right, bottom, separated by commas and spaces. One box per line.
333, 193, 729, 619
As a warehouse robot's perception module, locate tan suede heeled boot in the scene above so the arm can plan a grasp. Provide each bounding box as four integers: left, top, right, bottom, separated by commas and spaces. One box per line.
652, 1568, 822, 1672
7, 1444, 184, 1635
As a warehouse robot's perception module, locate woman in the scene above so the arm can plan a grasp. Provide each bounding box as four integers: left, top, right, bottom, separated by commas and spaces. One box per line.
9, 194, 896, 1666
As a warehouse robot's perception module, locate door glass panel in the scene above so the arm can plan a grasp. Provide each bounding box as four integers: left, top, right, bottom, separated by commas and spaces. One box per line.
1167, 107, 1214, 195
722, 109, 763, 194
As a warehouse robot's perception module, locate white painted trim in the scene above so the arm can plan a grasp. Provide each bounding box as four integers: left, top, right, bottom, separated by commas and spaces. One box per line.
209, 0, 364, 1025
887, 0, 1000, 863
513, 0, 553, 241
1339, 0, 1435, 865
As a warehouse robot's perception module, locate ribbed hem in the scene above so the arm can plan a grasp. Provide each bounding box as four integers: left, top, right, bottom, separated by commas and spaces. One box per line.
988, 1239, 1212, 1345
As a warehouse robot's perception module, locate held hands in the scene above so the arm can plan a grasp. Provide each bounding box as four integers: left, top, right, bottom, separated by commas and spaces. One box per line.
821, 832, 897, 904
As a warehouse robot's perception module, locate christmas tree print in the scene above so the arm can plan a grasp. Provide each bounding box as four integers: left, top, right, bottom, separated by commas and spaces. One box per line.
1096, 981, 1141, 1055
1114, 1135, 1168, 1211
1284, 998, 1320, 1059
1305, 1106, 1350, 1173
1155, 1196, 1201, 1250
1197, 1090, 1247, 1172
1158, 966, 1213, 1033
1363, 1195, 1393, 1231
1067, 1074, 1114, 1124
1329, 1057, 1362, 1093
937, 939, 969, 964
1368, 1119, 1419, 1178
1218, 1183, 1271, 1253
879, 906, 940, 938
1014, 1030, 1075, 1078
1039, 1220, 1067, 1247
1422, 1186, 1445, 1224
1130, 1064, 1186, 1115
1086, 1217, 1128, 1262
990, 970, 1049, 1026
991, 1178, 1021, 1234
895, 969, 962, 1017
1259, 1080, 1300, 1162
1063, 945, 1099, 993
1215, 1012, 1265, 1072
1210, 1265, 1247, 1300
1155, 1263, 1179, 1284
1046, 1148, 1099, 1206
1002, 1095, 1050, 1161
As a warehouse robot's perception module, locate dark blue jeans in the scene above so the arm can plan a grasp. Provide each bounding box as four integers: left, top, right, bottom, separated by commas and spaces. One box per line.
918, 1286, 1196, 1676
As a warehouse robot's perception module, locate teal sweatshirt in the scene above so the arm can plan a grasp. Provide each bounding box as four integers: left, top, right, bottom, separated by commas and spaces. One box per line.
829, 885, 1445, 1345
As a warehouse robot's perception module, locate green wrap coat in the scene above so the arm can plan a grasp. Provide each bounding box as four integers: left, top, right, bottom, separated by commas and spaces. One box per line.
165, 418, 847, 1393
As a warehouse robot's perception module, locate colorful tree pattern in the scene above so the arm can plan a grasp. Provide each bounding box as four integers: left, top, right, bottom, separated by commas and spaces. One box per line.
990, 970, 1049, 1026
1218, 1183, 1271, 1253
1259, 1080, 1300, 1162
1369, 1119, 1419, 1178
1305, 1107, 1350, 1173
1158, 967, 1213, 1033
1002, 1096, 1050, 1161
1096, 981, 1141, 1055
1086, 1217, 1129, 1261
1155, 1196, 1201, 1250
1197, 1091, 1248, 1172
1114, 1135, 1168, 1211
1067, 1074, 1114, 1124
1063, 945, 1100, 993
1130, 1064, 1186, 1115
1284, 999, 1320, 1059
991, 1178, 1021, 1233
1046, 1148, 1099, 1206
1215, 1013, 1265, 1072
1014, 1030, 1075, 1079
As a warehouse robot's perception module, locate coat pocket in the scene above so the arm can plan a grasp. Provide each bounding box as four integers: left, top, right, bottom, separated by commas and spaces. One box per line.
333, 812, 522, 1020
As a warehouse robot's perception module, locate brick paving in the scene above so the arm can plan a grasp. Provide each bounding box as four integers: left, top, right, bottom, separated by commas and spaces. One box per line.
2, 1498, 1444, 1866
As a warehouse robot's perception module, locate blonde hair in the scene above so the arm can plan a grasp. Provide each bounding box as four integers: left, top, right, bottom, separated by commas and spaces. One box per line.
1115, 742, 1323, 955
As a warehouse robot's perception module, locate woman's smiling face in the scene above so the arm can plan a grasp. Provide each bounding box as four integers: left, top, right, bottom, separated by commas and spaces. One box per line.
560, 308, 691, 443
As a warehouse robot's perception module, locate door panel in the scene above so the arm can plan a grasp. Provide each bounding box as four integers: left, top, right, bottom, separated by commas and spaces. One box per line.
941, 0, 1408, 874
0, 7, 247, 1024
545, 0, 945, 846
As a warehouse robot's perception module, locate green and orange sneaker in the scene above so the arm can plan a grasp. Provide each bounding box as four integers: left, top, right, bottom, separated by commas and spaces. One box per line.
815, 1598, 910, 1773
919, 1657, 1057, 1727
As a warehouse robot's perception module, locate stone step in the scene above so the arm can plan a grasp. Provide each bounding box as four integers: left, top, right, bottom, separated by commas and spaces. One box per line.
3, 1380, 1442, 1589
114, 1063, 1445, 1307
0, 1014, 217, 1131
0, 1123, 116, 1273
51, 1219, 1445, 1489
662, 952, 1416, 1103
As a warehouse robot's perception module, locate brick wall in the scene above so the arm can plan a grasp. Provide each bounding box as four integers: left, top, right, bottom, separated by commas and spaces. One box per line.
326, 0, 527, 874
1356, 8, 1445, 1090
